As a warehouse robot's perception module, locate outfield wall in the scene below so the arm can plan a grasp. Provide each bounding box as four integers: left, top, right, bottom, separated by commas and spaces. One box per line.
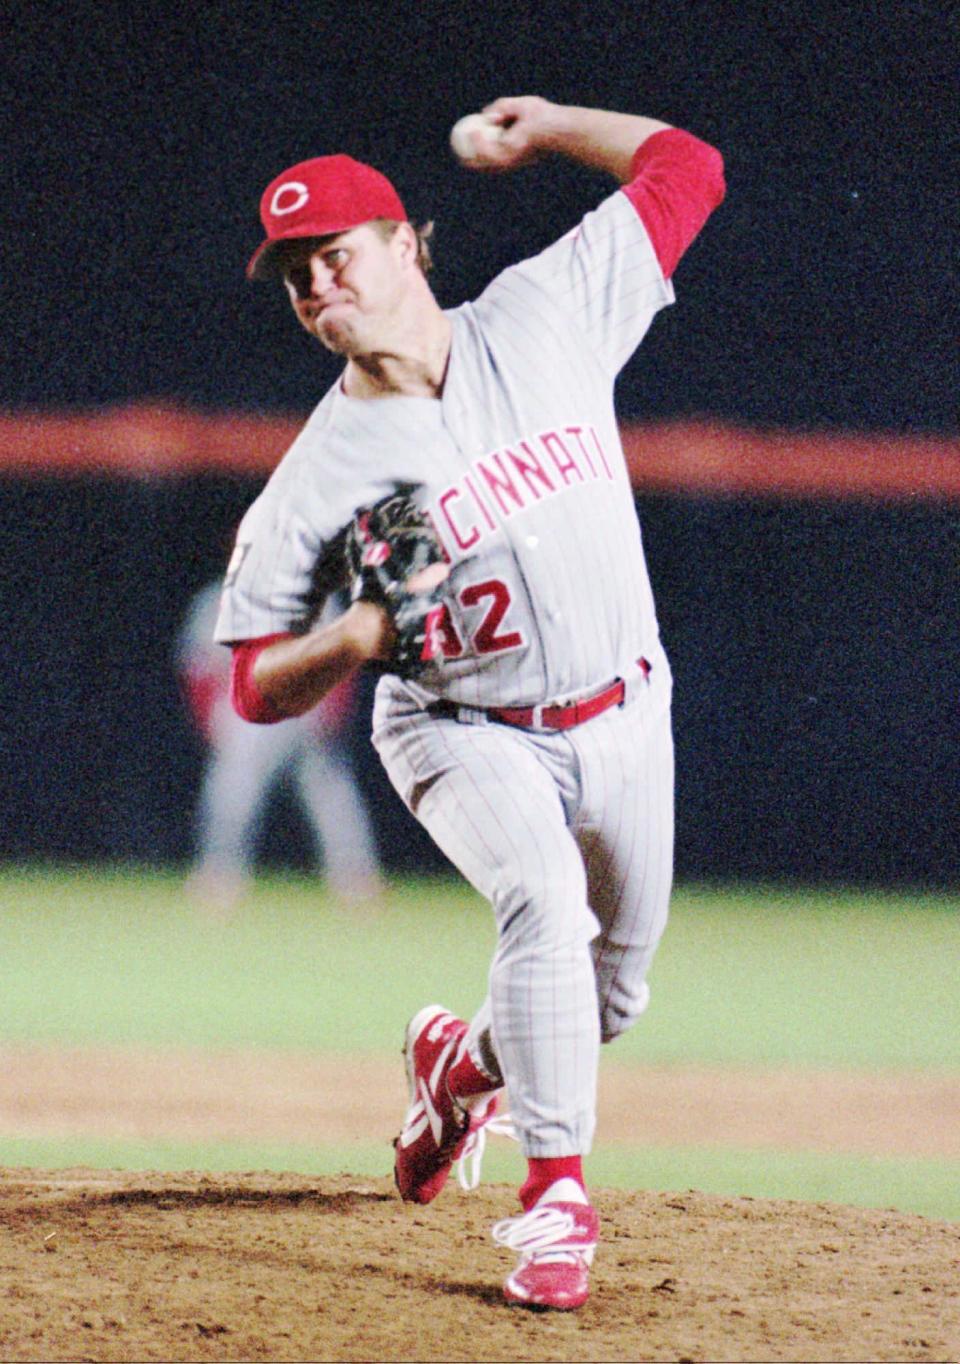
2, 406, 956, 885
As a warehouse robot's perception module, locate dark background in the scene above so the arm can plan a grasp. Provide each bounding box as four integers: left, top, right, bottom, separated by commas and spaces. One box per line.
2, 0, 957, 885
4, 0, 957, 429
2, 475, 956, 886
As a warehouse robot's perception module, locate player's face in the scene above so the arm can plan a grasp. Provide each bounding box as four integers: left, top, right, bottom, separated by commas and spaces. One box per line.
281, 225, 410, 355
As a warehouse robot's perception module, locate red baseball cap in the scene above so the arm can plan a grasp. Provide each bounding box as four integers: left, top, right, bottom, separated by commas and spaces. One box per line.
246, 155, 407, 280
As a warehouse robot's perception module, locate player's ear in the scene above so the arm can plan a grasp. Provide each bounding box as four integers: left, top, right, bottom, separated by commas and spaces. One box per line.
392, 221, 419, 269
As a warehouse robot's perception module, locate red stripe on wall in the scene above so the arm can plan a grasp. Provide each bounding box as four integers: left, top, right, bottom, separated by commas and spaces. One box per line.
1, 403, 958, 500
0, 402, 302, 476
621, 421, 960, 501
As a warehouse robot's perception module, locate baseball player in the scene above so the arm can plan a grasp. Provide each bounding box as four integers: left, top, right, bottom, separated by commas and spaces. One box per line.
179, 580, 384, 915
216, 94, 725, 1309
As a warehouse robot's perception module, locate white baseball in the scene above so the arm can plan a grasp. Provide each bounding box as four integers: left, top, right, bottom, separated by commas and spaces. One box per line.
450, 113, 505, 162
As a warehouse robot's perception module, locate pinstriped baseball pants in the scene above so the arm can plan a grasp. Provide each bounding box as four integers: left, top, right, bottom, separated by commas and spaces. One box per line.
373, 683, 674, 1157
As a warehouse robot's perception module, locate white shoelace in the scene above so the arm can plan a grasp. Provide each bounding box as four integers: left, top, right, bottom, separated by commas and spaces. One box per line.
491, 1204, 581, 1265
455, 1113, 518, 1191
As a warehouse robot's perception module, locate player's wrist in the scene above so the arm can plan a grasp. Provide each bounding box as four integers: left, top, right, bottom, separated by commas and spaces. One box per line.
343, 599, 394, 663
505, 98, 576, 158
534, 101, 579, 152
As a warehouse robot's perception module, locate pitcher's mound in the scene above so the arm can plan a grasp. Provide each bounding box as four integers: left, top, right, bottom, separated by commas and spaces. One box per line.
1, 1167, 956, 1361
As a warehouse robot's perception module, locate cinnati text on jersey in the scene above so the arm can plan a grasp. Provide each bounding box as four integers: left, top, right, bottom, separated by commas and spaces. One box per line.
430, 421, 618, 559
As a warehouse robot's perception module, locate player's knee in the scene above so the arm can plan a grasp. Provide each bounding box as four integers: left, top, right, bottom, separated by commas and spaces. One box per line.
493, 867, 595, 954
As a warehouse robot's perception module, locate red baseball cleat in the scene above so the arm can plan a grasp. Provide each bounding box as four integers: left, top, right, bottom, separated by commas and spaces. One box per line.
493, 1190, 599, 1310
393, 1005, 499, 1204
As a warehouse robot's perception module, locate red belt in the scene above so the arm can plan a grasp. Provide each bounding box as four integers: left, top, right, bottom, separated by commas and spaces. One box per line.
429, 659, 650, 732
492, 678, 625, 730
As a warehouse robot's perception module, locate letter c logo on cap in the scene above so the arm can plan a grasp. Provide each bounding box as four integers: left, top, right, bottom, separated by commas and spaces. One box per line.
270, 181, 309, 217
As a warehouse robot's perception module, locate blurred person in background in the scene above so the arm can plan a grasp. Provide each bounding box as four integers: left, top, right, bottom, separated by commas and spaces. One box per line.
177, 579, 385, 916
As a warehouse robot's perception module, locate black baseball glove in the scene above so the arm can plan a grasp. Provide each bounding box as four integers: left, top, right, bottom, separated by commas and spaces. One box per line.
345, 485, 450, 675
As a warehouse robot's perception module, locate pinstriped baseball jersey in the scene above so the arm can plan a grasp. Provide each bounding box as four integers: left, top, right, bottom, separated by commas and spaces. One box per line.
214, 186, 675, 711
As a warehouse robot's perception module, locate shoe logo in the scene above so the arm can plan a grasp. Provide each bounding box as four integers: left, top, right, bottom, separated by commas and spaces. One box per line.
398, 1107, 429, 1148
398, 1010, 457, 1152
417, 1077, 445, 1146
397, 1083, 443, 1151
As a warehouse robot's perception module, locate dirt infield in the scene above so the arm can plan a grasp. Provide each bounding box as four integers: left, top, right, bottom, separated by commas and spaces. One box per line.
4, 1170, 958, 1362
2, 1047, 959, 1362
5, 1046, 960, 1158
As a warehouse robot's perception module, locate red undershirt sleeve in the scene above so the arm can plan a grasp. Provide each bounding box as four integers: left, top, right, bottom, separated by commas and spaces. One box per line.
229, 633, 294, 723
622, 128, 726, 279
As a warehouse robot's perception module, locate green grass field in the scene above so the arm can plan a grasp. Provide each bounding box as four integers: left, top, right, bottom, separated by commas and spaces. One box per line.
2, 867, 958, 1219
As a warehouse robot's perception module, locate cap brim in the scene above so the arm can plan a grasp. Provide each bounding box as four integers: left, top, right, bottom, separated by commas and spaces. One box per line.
246, 238, 288, 282
246, 232, 334, 281
246, 217, 380, 281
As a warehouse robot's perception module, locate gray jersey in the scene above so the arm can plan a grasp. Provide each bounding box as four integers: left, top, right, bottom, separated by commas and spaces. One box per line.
215, 186, 674, 712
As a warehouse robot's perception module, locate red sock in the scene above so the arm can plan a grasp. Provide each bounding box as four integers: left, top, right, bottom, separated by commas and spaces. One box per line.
519, 1156, 585, 1211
